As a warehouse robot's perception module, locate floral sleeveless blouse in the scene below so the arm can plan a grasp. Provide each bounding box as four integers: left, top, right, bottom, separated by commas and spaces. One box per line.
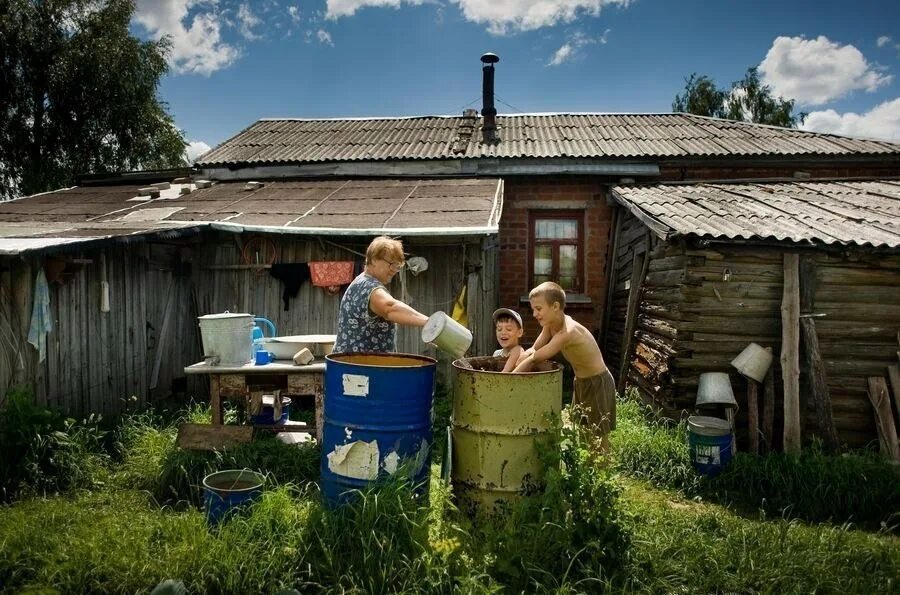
333, 273, 396, 353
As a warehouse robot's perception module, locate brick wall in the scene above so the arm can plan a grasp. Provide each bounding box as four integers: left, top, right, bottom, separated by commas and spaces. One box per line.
498, 177, 613, 344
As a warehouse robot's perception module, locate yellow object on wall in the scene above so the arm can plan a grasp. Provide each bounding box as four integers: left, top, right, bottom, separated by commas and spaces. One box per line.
451, 284, 468, 328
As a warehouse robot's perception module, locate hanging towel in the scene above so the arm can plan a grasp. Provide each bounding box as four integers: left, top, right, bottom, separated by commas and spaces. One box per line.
269, 263, 310, 311
451, 284, 468, 328
309, 261, 355, 295
27, 268, 53, 362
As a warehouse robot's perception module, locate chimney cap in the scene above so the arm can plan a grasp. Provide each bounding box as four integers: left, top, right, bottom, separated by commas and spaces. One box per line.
480, 52, 499, 64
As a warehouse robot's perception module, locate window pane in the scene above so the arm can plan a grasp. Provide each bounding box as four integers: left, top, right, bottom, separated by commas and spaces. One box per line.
559, 245, 578, 290
533, 245, 552, 275
535, 219, 578, 240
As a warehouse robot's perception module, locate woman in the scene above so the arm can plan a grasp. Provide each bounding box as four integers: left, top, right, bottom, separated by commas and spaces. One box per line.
333, 236, 429, 353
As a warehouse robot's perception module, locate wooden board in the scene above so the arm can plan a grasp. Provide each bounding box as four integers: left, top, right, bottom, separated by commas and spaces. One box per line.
781, 253, 801, 454
176, 423, 252, 451
865, 377, 900, 461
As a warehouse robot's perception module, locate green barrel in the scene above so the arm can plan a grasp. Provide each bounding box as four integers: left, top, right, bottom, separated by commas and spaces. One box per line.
451, 357, 562, 514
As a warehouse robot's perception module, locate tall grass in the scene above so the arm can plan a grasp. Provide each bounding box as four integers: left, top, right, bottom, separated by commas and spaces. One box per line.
611, 395, 900, 528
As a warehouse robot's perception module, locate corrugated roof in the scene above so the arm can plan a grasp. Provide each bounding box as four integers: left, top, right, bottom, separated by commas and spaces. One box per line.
611, 180, 900, 248
197, 113, 900, 166
0, 178, 503, 254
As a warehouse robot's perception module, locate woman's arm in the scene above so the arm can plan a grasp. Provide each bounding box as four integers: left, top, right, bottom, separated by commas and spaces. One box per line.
369, 287, 429, 327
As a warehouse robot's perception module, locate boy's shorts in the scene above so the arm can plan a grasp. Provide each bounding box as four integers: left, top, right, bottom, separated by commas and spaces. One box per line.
572, 369, 617, 436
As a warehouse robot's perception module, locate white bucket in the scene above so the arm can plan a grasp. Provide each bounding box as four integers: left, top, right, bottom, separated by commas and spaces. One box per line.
198, 312, 254, 366
422, 311, 472, 358
731, 342, 773, 383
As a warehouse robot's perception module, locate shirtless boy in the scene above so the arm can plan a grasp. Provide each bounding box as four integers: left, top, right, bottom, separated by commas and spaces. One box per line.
512, 281, 616, 443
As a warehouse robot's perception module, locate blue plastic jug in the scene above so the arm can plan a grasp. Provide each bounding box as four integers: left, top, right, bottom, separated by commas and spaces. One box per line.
252, 317, 277, 353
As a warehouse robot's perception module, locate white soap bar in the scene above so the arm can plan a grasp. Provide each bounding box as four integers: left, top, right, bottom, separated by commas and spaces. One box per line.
293, 347, 314, 365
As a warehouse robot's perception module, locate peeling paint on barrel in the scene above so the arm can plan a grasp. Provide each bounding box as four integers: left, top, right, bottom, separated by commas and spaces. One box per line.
451, 356, 562, 514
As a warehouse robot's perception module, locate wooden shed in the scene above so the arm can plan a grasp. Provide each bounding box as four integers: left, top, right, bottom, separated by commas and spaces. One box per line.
604, 179, 900, 451
0, 177, 502, 415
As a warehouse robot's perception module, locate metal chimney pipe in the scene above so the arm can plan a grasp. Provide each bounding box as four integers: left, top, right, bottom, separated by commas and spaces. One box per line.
481, 53, 499, 140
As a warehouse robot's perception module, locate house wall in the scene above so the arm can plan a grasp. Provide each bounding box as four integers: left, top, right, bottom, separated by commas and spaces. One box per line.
497, 177, 614, 344
1, 231, 498, 416
605, 221, 900, 450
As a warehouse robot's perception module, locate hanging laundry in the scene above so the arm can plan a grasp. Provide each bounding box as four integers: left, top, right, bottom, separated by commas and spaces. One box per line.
27, 268, 53, 362
269, 263, 311, 311
451, 284, 468, 328
309, 261, 355, 295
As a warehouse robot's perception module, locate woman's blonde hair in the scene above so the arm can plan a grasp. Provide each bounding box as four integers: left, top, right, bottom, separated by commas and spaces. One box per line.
366, 236, 404, 265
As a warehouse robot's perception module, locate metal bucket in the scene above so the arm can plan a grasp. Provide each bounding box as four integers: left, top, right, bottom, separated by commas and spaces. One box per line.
321, 353, 437, 506
203, 469, 265, 525
451, 356, 562, 514
422, 312, 472, 358
696, 372, 737, 408
731, 343, 773, 383
198, 312, 254, 366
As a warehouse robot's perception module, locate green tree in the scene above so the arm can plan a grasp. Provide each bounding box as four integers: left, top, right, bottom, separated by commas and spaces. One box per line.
673, 67, 806, 128
0, 0, 187, 198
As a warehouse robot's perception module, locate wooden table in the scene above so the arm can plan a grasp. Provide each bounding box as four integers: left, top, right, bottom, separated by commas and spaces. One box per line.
184, 359, 325, 441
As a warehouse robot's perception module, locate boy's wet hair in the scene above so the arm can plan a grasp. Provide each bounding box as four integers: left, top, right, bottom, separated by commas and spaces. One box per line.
495, 314, 521, 328
529, 281, 566, 309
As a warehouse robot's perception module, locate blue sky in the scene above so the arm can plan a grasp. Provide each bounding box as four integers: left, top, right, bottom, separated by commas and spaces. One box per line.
131, 0, 900, 160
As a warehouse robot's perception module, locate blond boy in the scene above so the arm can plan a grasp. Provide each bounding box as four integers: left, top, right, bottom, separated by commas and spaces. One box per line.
492, 308, 525, 373
512, 282, 616, 442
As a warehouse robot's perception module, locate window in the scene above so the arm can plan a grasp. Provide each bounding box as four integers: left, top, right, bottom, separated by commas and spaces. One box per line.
529, 211, 584, 292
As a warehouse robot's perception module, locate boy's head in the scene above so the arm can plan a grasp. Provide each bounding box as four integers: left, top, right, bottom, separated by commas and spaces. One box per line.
492, 308, 523, 350
528, 282, 565, 327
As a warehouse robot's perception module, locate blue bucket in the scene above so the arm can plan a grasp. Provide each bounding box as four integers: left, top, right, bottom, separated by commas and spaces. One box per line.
321, 353, 436, 506
687, 415, 733, 476
203, 469, 265, 525
250, 395, 291, 425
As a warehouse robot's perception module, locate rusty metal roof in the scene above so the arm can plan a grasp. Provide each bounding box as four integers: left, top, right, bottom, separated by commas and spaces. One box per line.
611, 180, 900, 248
197, 113, 900, 166
0, 178, 503, 254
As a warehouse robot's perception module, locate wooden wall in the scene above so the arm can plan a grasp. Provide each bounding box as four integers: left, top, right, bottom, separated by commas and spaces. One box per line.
0, 231, 498, 416
605, 209, 900, 450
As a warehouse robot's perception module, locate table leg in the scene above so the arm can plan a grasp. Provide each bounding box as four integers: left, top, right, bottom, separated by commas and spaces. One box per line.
210, 375, 223, 425
315, 386, 324, 443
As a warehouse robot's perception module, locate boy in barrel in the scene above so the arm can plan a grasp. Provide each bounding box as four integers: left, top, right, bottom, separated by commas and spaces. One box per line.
512, 281, 616, 447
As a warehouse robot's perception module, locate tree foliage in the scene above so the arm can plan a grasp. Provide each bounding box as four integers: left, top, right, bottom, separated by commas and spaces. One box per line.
673, 67, 806, 128
0, 0, 187, 198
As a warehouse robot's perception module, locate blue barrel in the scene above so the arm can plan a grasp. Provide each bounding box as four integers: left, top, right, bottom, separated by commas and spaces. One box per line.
321, 353, 436, 506
203, 469, 265, 525
687, 415, 733, 476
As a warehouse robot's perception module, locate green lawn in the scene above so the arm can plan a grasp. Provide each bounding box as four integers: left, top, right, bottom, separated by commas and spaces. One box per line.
0, 392, 897, 594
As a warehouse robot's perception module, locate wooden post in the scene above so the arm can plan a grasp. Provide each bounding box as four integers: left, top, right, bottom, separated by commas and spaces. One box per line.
210, 375, 223, 425
888, 365, 900, 430
762, 348, 775, 455
745, 376, 760, 455
617, 244, 649, 394
781, 253, 801, 454
866, 377, 900, 461
799, 255, 839, 453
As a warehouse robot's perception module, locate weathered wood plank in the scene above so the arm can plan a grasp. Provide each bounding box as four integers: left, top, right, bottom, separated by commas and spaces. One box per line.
866, 377, 900, 460
781, 253, 801, 455
618, 246, 649, 393
177, 423, 253, 451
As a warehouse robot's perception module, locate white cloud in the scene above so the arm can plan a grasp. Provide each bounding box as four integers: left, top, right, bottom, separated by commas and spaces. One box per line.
133, 0, 239, 76
237, 3, 262, 40
453, 0, 628, 35
288, 5, 302, 23
548, 44, 574, 66
876, 35, 891, 48
759, 35, 892, 106
547, 29, 609, 66
185, 140, 212, 163
326, 0, 425, 19
327, 0, 629, 33
801, 98, 900, 142
317, 29, 334, 45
